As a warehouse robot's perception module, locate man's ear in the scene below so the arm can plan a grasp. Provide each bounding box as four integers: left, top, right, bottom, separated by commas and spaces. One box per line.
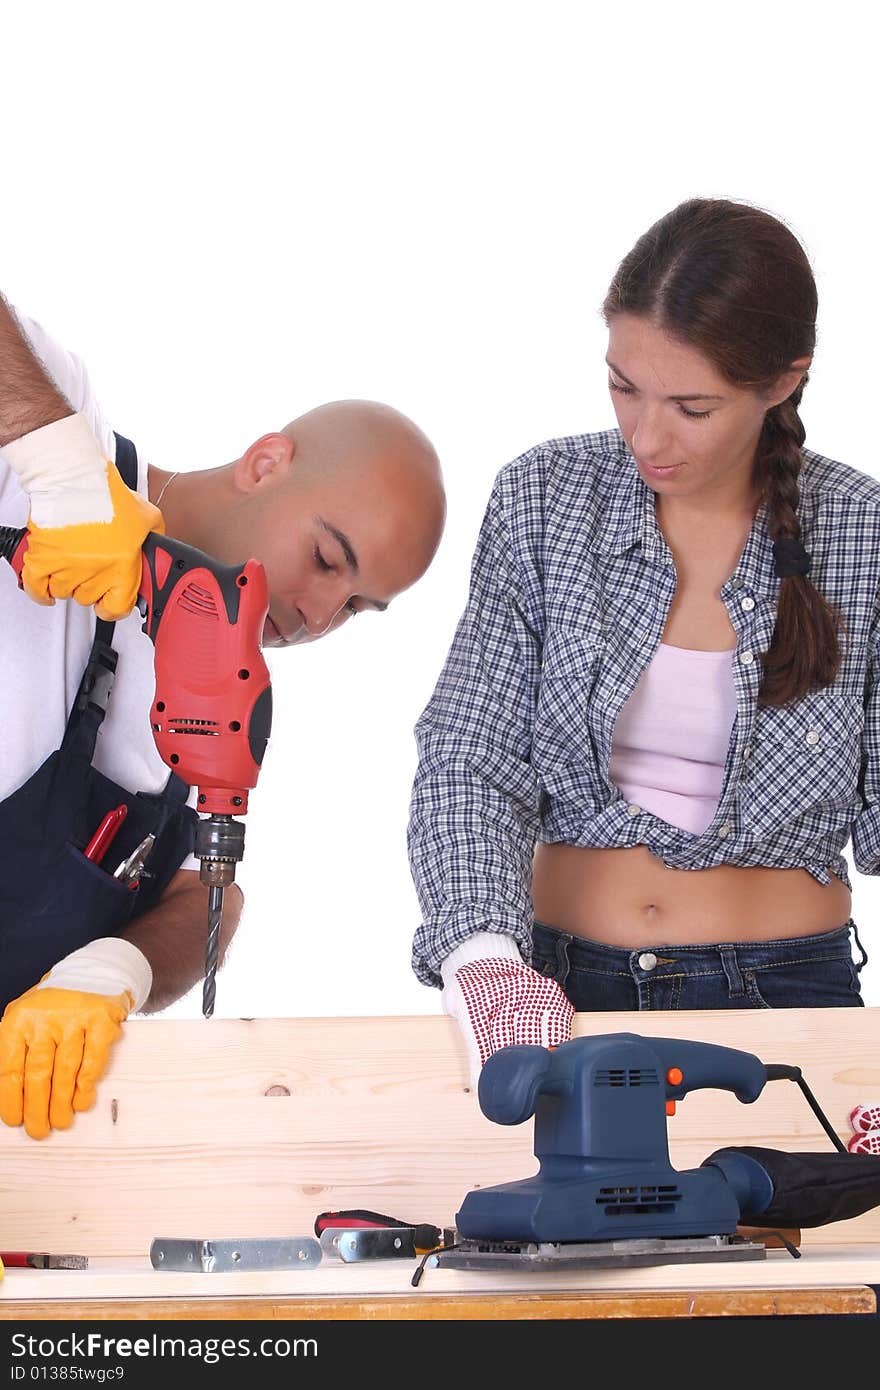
234, 432, 295, 494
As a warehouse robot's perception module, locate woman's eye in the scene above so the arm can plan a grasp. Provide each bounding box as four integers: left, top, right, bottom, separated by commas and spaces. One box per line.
610, 379, 712, 420
313, 546, 332, 572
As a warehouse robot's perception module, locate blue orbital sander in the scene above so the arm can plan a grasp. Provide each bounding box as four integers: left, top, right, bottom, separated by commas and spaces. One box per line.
431, 1033, 880, 1273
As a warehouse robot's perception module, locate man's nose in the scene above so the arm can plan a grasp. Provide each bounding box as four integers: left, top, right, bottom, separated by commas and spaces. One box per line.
306, 592, 351, 637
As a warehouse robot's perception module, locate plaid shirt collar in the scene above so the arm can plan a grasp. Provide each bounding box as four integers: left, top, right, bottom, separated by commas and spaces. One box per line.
596, 448, 780, 599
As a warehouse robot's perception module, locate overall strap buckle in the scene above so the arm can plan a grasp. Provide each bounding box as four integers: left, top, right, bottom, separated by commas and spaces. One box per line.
76, 639, 119, 715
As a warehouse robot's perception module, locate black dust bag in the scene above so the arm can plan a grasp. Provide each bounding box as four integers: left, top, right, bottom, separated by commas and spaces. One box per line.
705, 1146, 880, 1228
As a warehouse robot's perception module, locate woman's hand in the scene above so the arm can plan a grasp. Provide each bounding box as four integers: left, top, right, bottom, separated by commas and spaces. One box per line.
442, 947, 573, 1090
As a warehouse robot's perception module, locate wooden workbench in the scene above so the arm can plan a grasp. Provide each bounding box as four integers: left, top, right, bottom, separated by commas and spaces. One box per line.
1, 1010, 879, 1320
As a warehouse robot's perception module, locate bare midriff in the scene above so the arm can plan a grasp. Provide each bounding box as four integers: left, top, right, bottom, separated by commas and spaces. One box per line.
530, 843, 852, 946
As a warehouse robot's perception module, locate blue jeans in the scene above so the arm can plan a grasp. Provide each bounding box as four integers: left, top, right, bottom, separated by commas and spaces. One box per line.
530, 919, 868, 1010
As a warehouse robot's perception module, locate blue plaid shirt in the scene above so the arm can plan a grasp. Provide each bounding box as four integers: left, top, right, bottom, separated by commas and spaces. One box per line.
408, 428, 880, 987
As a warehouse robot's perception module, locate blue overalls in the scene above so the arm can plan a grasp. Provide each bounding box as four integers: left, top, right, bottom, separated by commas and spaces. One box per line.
0, 435, 198, 1012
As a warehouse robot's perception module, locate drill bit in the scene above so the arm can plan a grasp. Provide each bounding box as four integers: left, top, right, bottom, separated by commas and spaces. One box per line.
196, 814, 245, 1018
202, 885, 224, 1018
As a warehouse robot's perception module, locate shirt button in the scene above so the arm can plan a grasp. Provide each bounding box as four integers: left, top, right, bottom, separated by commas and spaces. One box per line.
638, 952, 658, 971
741, 597, 755, 612
740, 650, 754, 665
806, 729, 820, 746
730, 576, 744, 591
627, 804, 641, 817
717, 822, 731, 838
742, 745, 752, 760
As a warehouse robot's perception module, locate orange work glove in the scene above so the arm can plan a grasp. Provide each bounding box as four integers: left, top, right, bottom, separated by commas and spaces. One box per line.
0, 937, 152, 1139
4, 412, 164, 620
0, 986, 132, 1140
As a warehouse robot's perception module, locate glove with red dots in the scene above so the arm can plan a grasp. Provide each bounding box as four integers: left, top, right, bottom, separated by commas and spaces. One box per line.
848, 1102, 880, 1155
440, 932, 574, 1090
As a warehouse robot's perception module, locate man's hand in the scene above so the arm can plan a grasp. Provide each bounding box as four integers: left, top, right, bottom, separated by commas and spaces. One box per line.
0, 937, 152, 1139
122, 872, 243, 1013
4, 413, 163, 620
441, 936, 574, 1089
0, 986, 132, 1140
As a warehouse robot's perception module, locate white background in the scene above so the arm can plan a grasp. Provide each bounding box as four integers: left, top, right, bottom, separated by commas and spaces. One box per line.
4, 2, 879, 1015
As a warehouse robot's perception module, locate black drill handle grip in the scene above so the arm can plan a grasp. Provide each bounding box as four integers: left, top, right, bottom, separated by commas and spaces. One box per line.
0, 526, 27, 577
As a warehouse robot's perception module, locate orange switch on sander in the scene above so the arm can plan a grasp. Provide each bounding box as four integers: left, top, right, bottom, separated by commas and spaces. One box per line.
666, 1066, 683, 1116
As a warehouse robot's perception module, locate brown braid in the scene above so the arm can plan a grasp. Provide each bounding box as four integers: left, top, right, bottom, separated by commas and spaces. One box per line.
755, 381, 846, 705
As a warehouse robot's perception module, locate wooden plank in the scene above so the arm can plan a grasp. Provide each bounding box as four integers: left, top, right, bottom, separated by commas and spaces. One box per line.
0, 1287, 875, 1320
1, 1010, 878, 1259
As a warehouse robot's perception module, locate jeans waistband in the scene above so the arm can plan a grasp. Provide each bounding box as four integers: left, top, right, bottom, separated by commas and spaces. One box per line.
532, 918, 868, 974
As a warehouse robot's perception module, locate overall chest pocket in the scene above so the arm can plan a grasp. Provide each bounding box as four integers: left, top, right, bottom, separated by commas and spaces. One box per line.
533, 628, 606, 799
738, 692, 864, 842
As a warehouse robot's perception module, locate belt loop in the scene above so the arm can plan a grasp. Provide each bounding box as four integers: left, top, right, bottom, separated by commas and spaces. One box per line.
719, 945, 745, 997
555, 932, 573, 980
850, 920, 869, 973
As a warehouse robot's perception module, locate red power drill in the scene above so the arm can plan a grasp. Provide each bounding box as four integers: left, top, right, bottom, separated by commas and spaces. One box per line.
0, 526, 272, 1017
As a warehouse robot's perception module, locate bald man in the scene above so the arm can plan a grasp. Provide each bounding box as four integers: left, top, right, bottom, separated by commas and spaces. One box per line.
0, 299, 444, 1139
149, 400, 444, 648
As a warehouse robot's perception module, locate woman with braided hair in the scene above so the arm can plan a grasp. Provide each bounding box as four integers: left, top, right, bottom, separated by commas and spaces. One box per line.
408, 197, 878, 1085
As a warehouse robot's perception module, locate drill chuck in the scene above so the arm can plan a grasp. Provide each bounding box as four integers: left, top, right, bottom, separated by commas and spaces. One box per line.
195, 814, 246, 888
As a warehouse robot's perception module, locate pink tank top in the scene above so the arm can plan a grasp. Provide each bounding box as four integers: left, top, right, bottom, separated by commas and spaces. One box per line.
609, 643, 737, 835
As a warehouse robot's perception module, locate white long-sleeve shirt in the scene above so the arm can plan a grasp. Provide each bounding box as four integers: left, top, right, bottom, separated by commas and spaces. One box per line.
0, 311, 198, 864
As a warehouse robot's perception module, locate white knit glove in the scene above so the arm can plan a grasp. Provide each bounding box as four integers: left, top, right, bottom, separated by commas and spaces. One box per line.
440, 932, 574, 1089
848, 1102, 880, 1155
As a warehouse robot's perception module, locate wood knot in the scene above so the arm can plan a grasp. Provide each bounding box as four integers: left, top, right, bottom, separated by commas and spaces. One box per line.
264, 1084, 291, 1097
